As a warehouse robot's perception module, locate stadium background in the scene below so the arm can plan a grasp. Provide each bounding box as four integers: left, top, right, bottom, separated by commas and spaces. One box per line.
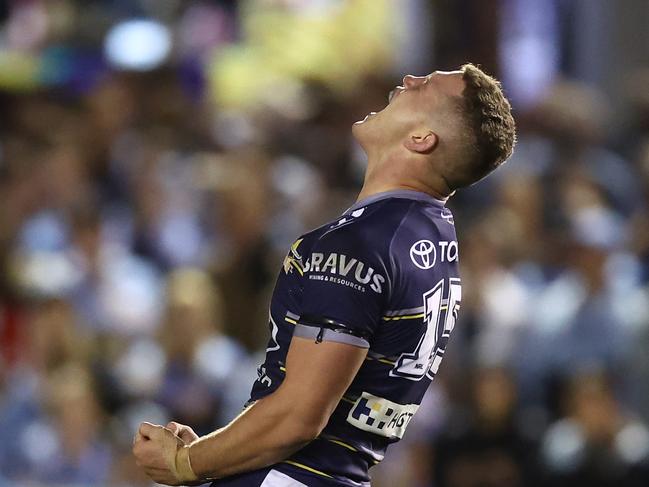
1, 0, 649, 485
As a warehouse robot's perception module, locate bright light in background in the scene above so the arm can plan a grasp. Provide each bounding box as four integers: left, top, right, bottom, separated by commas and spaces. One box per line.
208, 0, 395, 109
104, 19, 172, 71
499, 0, 560, 108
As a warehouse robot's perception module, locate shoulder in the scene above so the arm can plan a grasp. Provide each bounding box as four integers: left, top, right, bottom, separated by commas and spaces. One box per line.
390, 202, 459, 276
390, 200, 456, 245
307, 197, 456, 267
317, 198, 422, 250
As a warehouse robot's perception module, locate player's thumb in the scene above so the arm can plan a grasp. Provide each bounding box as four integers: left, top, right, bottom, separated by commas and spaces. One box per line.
166, 421, 180, 435
138, 421, 159, 439
171, 422, 199, 443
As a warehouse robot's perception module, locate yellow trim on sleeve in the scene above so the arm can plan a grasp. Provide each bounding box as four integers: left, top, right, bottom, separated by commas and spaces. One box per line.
282, 460, 334, 479
326, 438, 358, 452
365, 356, 395, 366
381, 313, 425, 321
377, 358, 396, 365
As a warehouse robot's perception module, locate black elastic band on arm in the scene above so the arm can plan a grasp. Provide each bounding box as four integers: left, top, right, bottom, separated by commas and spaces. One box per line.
297, 314, 372, 341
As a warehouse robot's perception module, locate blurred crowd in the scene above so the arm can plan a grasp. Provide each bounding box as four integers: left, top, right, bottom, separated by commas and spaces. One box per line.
1, 1, 649, 486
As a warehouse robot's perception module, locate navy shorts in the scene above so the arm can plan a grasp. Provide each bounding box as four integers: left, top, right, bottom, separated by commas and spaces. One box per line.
209, 464, 358, 486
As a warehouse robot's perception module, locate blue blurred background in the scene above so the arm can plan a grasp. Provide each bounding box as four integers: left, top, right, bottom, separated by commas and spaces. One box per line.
0, 0, 649, 486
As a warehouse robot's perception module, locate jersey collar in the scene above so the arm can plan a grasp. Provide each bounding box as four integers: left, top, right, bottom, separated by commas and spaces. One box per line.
345, 189, 446, 214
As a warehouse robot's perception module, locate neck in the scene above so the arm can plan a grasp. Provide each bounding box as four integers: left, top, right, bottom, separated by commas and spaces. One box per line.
356, 153, 453, 203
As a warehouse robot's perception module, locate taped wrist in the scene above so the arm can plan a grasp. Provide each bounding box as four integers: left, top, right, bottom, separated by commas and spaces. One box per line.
174, 445, 199, 482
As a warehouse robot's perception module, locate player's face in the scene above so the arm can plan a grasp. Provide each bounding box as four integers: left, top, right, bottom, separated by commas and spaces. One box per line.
353, 70, 465, 147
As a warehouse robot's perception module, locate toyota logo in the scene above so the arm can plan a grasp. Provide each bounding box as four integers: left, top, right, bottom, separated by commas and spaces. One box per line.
410, 240, 436, 270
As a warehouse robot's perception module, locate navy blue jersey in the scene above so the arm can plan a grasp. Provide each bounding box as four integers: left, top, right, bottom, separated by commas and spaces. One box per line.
248, 190, 461, 486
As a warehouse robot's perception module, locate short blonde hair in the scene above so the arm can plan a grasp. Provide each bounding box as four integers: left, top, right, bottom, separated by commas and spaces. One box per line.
451, 63, 516, 188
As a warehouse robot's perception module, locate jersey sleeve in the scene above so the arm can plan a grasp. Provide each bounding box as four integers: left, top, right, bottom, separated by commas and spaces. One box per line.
294, 227, 391, 348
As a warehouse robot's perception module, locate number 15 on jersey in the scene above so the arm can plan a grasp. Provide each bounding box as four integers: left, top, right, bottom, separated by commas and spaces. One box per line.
390, 278, 461, 381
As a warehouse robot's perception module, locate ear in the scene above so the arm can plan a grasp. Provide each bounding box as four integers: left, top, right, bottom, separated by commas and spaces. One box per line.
403, 131, 438, 154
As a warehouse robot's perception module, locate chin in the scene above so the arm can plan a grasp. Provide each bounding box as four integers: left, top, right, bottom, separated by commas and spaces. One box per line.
351, 119, 362, 137
351, 120, 367, 145
352, 114, 373, 136
354, 108, 387, 152
353, 113, 382, 142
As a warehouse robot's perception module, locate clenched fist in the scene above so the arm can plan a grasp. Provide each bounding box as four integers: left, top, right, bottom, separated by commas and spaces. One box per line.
132, 422, 199, 486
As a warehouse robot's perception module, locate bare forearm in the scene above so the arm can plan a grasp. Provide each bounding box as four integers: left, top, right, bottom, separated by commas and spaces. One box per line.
188, 391, 318, 479
186, 338, 367, 480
